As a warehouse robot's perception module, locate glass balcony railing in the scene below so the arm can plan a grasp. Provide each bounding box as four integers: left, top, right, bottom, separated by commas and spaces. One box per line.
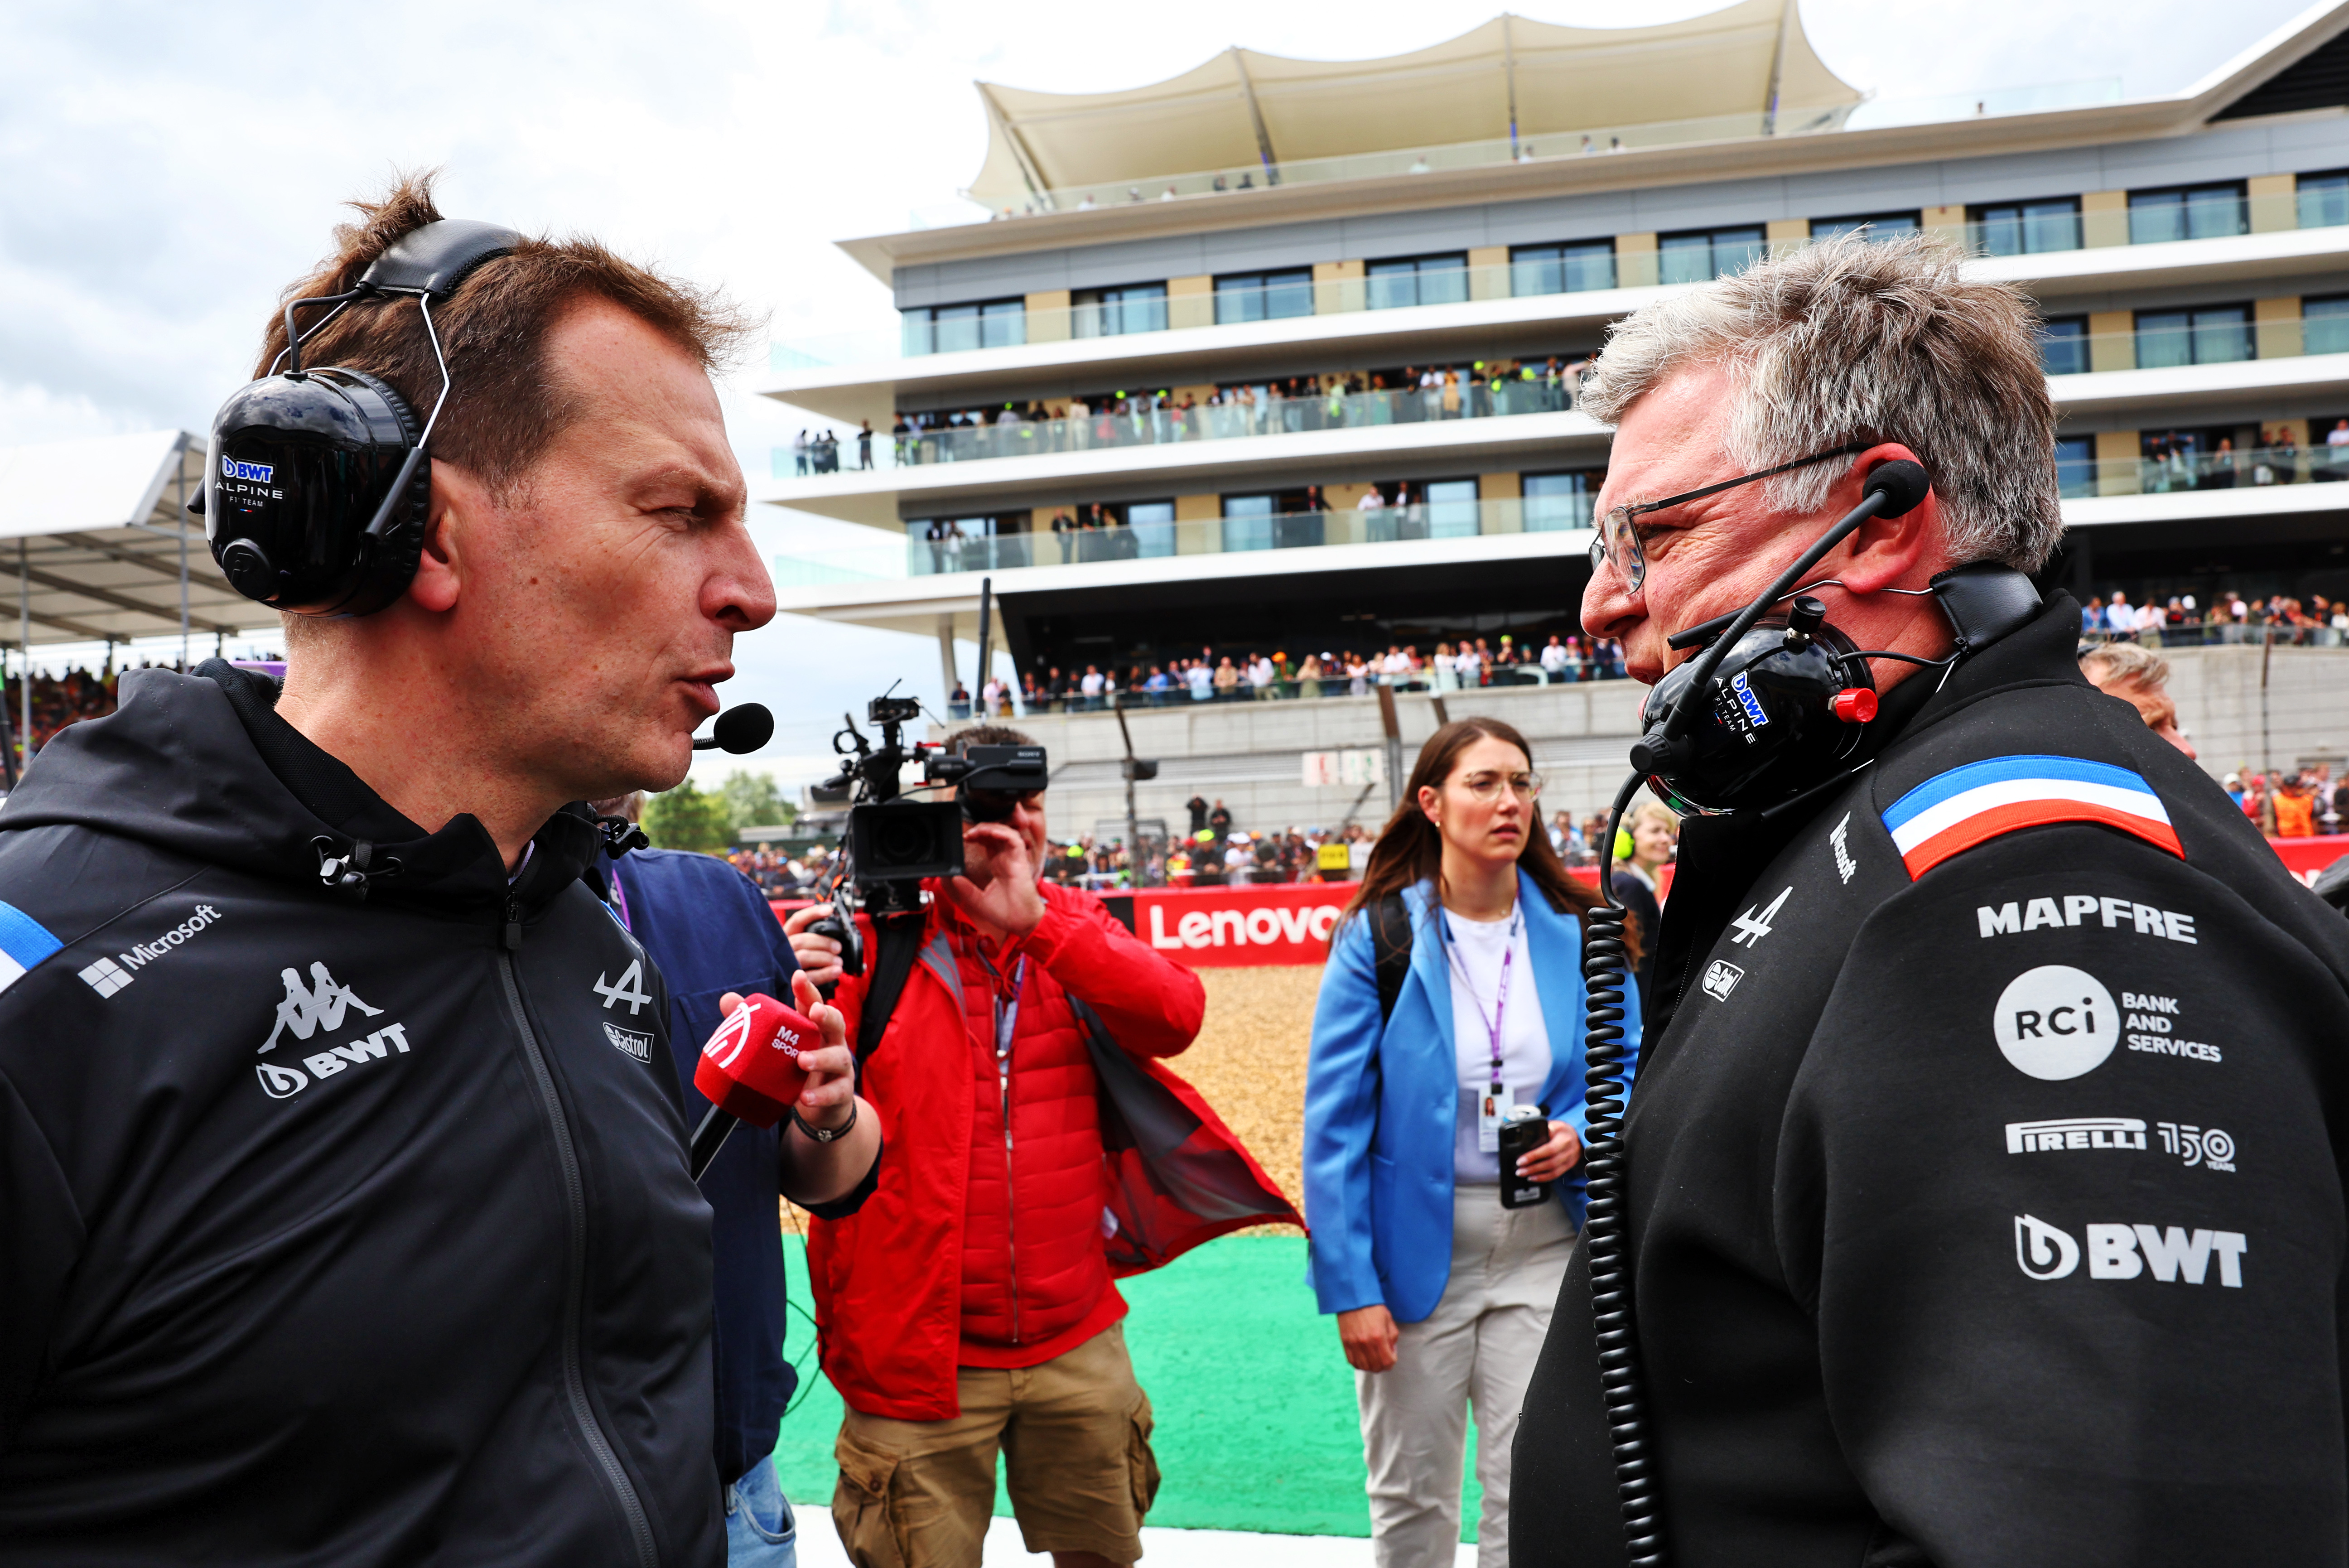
770, 497, 1597, 586
772, 374, 1585, 478
2056, 444, 2349, 499
2035, 316, 2349, 378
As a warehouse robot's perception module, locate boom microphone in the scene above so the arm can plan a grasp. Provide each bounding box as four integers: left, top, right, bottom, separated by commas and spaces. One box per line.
693, 702, 774, 753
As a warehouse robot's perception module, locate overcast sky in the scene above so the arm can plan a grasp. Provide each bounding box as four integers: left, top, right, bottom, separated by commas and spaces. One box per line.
0, 0, 2315, 785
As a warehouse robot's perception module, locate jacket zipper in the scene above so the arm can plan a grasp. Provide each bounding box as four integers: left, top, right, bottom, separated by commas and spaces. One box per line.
997, 998, 1021, 1346
497, 903, 659, 1568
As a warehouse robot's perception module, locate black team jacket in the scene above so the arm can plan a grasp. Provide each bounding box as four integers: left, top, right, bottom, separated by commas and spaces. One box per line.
1515, 595, 2349, 1567
0, 663, 721, 1567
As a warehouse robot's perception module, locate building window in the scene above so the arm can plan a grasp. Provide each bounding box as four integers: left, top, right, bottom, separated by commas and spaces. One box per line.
1510, 241, 1615, 297
1810, 212, 1922, 242
1125, 500, 1177, 557
2300, 170, 2349, 229
2136, 304, 2253, 368
2041, 316, 2090, 376
2055, 436, 2095, 498
1522, 470, 1600, 531
1367, 253, 1471, 310
1426, 478, 1481, 538
1074, 283, 1168, 338
2128, 183, 2247, 244
1215, 269, 1313, 325
2307, 295, 2349, 356
903, 299, 1024, 357
1973, 198, 2081, 255
1658, 226, 1765, 285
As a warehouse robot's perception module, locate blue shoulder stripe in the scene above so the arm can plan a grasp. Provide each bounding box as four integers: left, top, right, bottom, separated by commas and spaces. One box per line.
0, 899, 64, 988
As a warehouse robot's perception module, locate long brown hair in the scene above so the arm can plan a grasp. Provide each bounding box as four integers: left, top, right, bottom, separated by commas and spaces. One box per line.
1343, 718, 1606, 935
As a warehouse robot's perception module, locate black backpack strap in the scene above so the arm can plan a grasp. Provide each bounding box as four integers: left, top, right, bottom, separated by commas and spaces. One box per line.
854, 915, 928, 1066
1370, 892, 1413, 1026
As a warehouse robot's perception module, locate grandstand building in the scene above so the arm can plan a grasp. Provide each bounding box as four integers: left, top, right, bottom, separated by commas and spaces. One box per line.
757, 0, 2349, 829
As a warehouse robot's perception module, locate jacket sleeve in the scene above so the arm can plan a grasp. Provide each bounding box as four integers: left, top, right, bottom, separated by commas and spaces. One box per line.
1776, 825, 2349, 1564
1019, 884, 1203, 1058
0, 1071, 84, 1447
1303, 913, 1387, 1315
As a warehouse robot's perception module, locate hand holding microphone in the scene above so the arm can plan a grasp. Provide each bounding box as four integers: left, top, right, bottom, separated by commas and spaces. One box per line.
688, 971, 858, 1178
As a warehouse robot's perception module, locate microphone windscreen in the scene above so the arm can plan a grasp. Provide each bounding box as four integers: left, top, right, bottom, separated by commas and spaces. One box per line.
692, 992, 818, 1126
711, 703, 774, 755
1862, 459, 1931, 519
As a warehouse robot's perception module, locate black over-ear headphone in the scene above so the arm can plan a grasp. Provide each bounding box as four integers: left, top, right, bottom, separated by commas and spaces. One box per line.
190, 219, 522, 618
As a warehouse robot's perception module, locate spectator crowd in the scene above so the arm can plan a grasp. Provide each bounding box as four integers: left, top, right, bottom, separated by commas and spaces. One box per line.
2078, 586, 2349, 645
948, 637, 1630, 719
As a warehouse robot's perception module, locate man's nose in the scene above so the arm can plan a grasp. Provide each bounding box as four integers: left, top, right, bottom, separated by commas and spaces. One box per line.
1581, 558, 1640, 640
709, 524, 777, 633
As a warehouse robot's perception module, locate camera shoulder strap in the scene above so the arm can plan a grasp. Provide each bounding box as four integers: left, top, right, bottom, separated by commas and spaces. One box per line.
854, 914, 929, 1066
1372, 892, 1413, 1027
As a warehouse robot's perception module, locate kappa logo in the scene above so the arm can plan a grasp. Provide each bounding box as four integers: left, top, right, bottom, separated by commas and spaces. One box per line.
1701, 959, 1745, 1001
259, 961, 383, 1053
604, 1023, 653, 1062
2015, 1213, 2247, 1287
1730, 887, 1790, 948
78, 903, 226, 998
594, 958, 653, 1016
1829, 813, 1857, 884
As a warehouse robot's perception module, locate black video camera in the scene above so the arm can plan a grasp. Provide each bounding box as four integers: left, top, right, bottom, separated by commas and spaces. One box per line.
808, 692, 1048, 980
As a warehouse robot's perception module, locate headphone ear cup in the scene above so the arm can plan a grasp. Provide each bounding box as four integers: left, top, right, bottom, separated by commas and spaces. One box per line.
324, 369, 430, 618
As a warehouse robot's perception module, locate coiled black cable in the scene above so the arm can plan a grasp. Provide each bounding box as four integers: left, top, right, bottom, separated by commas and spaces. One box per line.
1581, 772, 1666, 1566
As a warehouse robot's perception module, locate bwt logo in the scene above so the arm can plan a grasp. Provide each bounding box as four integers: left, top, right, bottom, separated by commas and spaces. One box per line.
221, 455, 275, 483
1729, 671, 1771, 728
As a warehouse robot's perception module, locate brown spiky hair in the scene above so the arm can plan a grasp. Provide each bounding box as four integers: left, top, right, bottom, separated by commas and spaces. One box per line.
253, 169, 758, 503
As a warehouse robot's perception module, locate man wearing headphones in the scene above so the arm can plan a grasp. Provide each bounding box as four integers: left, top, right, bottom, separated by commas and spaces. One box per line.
1512, 235, 2349, 1566
0, 176, 874, 1565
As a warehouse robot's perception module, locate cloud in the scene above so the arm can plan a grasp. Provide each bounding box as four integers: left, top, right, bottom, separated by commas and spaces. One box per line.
3, 0, 2315, 783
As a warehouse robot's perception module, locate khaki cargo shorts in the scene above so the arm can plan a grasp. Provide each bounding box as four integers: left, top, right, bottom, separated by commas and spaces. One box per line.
832, 1321, 1160, 1568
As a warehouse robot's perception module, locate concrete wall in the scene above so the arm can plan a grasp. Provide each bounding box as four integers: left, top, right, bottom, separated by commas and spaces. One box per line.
894, 117, 2349, 308
942, 646, 2349, 839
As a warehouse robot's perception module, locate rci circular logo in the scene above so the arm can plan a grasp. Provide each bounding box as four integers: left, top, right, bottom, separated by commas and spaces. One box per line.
1993, 965, 2118, 1081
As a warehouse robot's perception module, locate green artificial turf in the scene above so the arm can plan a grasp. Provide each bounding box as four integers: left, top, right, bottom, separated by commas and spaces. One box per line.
767, 1234, 1486, 1540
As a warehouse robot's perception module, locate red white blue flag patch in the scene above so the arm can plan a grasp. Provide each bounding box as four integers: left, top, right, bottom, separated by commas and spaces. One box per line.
1882, 755, 2183, 879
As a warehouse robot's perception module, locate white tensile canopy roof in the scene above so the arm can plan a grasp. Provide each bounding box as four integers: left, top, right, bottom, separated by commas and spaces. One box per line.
0, 430, 266, 651
968, 0, 1863, 206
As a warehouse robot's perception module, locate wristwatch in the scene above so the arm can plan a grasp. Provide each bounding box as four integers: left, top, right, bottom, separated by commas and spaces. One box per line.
792, 1099, 857, 1144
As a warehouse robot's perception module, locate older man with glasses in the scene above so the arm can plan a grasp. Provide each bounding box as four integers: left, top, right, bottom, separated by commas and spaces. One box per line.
1513, 234, 2349, 1568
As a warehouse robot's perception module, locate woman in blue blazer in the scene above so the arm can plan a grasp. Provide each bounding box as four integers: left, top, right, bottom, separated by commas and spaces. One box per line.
1306, 717, 1640, 1568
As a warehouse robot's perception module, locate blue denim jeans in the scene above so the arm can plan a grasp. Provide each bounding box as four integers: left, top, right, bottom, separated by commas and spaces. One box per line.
725, 1456, 797, 1568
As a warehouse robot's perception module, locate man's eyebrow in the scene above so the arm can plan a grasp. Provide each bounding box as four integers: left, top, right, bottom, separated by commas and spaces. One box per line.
634, 462, 744, 512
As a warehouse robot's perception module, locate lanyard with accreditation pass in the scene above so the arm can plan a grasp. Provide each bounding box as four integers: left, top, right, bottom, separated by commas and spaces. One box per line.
1443, 907, 1519, 1153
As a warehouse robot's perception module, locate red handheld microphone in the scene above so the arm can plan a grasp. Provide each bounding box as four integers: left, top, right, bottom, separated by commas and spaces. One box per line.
693, 993, 820, 1126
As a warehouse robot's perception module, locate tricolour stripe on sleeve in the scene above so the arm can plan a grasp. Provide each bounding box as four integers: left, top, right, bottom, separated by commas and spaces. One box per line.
0, 900, 63, 995
1881, 756, 2182, 879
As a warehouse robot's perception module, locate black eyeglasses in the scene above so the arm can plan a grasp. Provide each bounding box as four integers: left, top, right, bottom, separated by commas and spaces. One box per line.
1589, 443, 1867, 593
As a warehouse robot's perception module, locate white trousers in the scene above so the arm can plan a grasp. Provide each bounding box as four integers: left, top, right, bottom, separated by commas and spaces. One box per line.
1355, 1185, 1577, 1568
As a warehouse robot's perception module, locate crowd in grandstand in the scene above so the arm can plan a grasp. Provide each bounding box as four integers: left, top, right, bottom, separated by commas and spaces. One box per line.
2079, 588, 2349, 644
888, 357, 1587, 465
2, 665, 123, 757
949, 637, 1630, 718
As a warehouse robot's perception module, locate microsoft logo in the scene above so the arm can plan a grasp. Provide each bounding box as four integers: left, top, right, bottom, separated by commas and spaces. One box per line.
79, 956, 132, 999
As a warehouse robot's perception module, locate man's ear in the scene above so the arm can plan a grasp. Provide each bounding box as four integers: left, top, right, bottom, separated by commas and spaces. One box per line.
408, 458, 480, 615
1838, 444, 1951, 594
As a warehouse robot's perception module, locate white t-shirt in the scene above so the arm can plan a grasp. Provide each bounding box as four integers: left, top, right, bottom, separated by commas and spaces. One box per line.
1443, 907, 1552, 1184
1080, 671, 1105, 695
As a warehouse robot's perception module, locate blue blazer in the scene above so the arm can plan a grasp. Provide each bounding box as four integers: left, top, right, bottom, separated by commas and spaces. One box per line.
1303, 872, 1641, 1323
